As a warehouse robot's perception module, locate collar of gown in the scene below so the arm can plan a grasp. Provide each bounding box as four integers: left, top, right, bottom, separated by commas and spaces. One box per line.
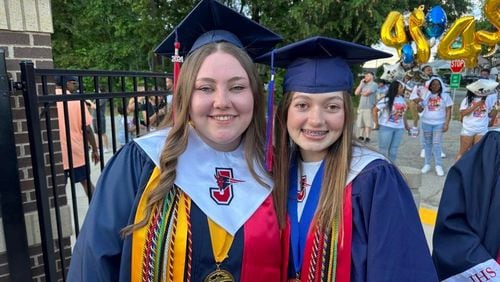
134, 126, 272, 235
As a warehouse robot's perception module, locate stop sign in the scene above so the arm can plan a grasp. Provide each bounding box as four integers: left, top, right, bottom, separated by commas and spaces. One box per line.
450, 59, 465, 73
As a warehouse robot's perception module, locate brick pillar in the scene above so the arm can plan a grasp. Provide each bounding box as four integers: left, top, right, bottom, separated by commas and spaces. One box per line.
0, 1, 72, 280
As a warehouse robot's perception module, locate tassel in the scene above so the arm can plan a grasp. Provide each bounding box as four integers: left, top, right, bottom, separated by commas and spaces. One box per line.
171, 29, 183, 124
265, 50, 275, 172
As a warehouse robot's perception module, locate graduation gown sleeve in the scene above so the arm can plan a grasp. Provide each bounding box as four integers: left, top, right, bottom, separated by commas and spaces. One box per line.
432, 130, 500, 281
351, 160, 438, 281
67, 141, 157, 281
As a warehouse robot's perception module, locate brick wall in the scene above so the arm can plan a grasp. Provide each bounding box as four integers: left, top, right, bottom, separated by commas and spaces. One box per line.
1, 1, 73, 280
0, 28, 72, 281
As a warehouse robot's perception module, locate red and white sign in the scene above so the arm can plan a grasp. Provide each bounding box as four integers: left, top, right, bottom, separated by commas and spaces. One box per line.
450, 59, 465, 73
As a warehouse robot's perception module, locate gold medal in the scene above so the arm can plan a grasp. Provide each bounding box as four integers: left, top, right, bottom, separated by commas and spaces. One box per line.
204, 265, 234, 282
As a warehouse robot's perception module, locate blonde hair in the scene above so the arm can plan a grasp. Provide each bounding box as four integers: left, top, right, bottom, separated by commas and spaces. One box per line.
122, 42, 269, 235
273, 91, 354, 230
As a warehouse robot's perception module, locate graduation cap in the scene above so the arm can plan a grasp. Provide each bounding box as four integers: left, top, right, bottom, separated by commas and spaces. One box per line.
255, 36, 393, 93
154, 0, 282, 59
256, 36, 391, 171
466, 79, 499, 96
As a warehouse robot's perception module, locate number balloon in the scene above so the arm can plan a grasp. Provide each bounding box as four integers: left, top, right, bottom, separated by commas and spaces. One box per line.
409, 5, 430, 64
475, 0, 500, 47
437, 16, 482, 67
381, 11, 408, 51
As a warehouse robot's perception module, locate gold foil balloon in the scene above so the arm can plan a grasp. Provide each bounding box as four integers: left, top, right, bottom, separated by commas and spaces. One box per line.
381, 11, 408, 51
437, 16, 482, 67
475, 0, 500, 47
409, 5, 430, 64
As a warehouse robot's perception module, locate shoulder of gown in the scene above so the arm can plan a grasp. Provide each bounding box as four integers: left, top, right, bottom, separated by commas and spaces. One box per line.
350, 159, 439, 281
67, 141, 158, 281
433, 130, 500, 281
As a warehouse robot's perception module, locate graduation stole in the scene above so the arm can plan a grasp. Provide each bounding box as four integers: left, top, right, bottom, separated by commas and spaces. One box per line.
131, 167, 190, 282
130, 167, 280, 282
286, 161, 353, 282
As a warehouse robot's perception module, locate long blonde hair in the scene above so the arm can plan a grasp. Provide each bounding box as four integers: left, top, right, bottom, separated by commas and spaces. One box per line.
273, 91, 355, 230
122, 42, 269, 235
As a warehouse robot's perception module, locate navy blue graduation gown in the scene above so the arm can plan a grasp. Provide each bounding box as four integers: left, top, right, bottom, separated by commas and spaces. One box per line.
350, 160, 438, 281
433, 130, 500, 281
67, 142, 155, 281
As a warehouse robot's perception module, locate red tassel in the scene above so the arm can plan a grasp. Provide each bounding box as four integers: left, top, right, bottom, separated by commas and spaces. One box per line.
172, 40, 183, 124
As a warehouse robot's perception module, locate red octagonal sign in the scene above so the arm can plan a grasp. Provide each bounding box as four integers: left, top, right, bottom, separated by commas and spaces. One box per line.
450, 59, 465, 73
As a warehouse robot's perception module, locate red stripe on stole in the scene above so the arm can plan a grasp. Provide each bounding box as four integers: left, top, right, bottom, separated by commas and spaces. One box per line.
282, 217, 291, 282
282, 183, 352, 282
240, 195, 282, 281
336, 183, 353, 281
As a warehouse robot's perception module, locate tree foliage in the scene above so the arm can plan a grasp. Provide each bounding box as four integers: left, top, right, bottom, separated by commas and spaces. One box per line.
52, 0, 474, 71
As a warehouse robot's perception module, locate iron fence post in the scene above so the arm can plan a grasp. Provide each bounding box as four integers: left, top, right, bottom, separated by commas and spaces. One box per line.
19, 61, 58, 281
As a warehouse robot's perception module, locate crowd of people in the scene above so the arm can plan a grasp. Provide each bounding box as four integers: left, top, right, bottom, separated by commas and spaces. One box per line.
368, 65, 499, 177
61, 0, 499, 281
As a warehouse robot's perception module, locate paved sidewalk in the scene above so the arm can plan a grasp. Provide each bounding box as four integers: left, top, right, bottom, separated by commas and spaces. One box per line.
369, 119, 462, 210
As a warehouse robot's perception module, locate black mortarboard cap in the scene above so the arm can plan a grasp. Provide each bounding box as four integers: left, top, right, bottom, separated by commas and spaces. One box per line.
256, 36, 392, 93
154, 0, 283, 59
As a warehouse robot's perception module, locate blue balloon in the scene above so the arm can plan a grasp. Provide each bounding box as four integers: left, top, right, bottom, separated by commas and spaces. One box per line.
425, 6, 447, 38
402, 44, 414, 64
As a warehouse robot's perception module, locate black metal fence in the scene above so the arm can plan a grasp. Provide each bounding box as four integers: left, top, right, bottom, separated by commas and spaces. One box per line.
2, 58, 169, 281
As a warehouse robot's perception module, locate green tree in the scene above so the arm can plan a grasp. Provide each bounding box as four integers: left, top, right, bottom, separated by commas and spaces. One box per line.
52, 0, 474, 71
52, 0, 197, 70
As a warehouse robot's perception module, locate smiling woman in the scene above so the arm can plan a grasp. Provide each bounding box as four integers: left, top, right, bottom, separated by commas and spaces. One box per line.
286, 92, 345, 162
257, 36, 438, 281
66, 0, 284, 281
190, 51, 254, 152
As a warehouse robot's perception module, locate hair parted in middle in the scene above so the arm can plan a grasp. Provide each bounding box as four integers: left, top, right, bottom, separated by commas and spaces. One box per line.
273, 90, 355, 230
121, 42, 269, 235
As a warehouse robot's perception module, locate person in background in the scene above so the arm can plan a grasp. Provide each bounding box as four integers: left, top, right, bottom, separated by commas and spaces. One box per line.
141, 95, 166, 128
456, 79, 498, 160
116, 103, 139, 147
432, 127, 500, 281
92, 97, 110, 153
373, 80, 409, 162
56, 76, 99, 196
165, 75, 174, 111
416, 77, 453, 176
67, 0, 283, 280
375, 79, 388, 101
355, 71, 378, 143
258, 36, 437, 281
410, 64, 447, 159
480, 68, 491, 79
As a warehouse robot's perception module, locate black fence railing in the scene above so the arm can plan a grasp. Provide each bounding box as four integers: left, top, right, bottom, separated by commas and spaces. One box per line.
14, 61, 169, 281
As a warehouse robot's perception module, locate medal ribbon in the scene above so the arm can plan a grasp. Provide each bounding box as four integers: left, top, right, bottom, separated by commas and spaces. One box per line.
208, 218, 234, 264
288, 160, 325, 275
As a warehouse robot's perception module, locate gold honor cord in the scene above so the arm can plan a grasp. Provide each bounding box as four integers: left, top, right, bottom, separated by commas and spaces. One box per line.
205, 218, 235, 282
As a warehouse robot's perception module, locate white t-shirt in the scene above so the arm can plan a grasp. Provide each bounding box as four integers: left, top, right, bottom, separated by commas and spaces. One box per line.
409, 84, 428, 100
297, 161, 322, 220
420, 91, 453, 125
460, 96, 495, 133
376, 96, 407, 129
